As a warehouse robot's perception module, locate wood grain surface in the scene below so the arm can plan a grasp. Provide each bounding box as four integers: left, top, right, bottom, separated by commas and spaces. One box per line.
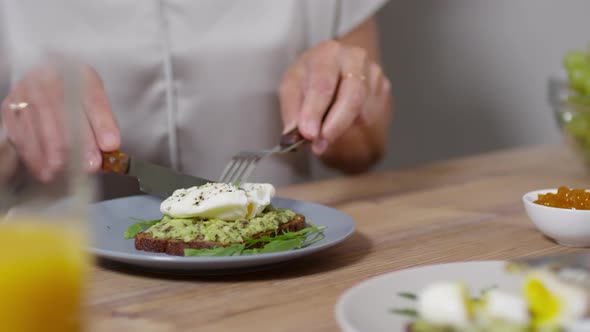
87, 144, 590, 332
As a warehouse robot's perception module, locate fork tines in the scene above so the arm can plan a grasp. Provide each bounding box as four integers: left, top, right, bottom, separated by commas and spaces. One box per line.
218, 151, 267, 185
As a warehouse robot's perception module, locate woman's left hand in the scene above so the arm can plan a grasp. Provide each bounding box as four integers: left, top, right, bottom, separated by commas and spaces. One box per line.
278, 39, 392, 173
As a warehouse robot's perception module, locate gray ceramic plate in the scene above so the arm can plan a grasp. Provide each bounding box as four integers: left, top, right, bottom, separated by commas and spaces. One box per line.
89, 195, 355, 274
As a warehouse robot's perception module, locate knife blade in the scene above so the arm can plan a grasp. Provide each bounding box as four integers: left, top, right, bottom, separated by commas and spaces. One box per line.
101, 151, 212, 198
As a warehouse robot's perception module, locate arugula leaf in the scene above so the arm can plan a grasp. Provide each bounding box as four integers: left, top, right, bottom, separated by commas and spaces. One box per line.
398, 292, 418, 300
301, 229, 325, 247
185, 244, 245, 257
241, 249, 256, 255
245, 223, 326, 247
390, 308, 418, 318
256, 238, 305, 253
124, 217, 161, 239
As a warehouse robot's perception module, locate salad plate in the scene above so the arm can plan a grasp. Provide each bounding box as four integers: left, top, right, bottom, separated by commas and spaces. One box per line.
335, 261, 521, 332
89, 195, 355, 274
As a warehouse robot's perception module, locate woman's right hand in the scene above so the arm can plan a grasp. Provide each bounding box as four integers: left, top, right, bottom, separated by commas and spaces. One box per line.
0, 64, 120, 182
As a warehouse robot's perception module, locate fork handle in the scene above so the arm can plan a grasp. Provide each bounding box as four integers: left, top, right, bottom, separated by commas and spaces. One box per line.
101, 150, 130, 175
280, 127, 305, 149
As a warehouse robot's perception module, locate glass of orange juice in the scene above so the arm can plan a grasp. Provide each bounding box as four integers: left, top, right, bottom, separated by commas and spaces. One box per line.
0, 57, 95, 332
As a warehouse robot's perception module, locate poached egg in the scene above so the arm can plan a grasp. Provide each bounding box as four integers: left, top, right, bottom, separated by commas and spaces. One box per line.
479, 289, 530, 325
417, 281, 473, 328
160, 182, 275, 221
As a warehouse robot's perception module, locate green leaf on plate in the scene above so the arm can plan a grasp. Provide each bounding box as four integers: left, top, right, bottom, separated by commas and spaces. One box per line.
124, 217, 161, 239
256, 238, 305, 254
398, 292, 418, 300
390, 308, 418, 318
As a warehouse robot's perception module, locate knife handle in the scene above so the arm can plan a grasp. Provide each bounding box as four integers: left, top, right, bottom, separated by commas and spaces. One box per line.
101, 151, 130, 175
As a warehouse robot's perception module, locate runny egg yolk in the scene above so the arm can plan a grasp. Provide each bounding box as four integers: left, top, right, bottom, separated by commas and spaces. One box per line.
525, 278, 560, 326
247, 203, 254, 218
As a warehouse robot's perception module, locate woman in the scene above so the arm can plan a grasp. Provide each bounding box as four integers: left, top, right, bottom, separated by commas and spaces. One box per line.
0, 0, 392, 187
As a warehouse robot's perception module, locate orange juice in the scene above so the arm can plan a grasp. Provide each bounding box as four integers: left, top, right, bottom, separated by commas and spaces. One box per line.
0, 222, 90, 332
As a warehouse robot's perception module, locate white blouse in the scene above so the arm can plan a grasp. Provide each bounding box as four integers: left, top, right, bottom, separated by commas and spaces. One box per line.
0, 0, 387, 186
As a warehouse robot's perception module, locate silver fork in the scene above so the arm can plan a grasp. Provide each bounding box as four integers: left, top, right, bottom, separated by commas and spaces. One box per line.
218, 128, 306, 184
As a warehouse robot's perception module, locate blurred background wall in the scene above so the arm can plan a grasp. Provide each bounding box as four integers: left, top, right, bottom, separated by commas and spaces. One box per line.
313, 0, 590, 178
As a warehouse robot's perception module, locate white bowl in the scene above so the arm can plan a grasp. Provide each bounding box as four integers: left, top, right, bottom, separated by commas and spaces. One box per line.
523, 188, 590, 247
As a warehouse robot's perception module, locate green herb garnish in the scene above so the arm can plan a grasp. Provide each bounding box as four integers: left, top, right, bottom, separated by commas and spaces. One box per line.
390, 308, 418, 318
124, 217, 161, 239
245, 221, 325, 247
398, 292, 418, 300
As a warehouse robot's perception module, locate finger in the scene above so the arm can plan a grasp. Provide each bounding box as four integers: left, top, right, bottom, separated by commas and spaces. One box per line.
2, 82, 50, 181
81, 115, 102, 172
315, 48, 369, 155
6, 101, 48, 181
23, 108, 50, 181
82, 66, 120, 152
0, 86, 23, 149
278, 63, 304, 133
376, 76, 393, 125
379, 76, 392, 110
358, 62, 383, 126
28, 74, 67, 177
314, 76, 365, 155
299, 41, 341, 140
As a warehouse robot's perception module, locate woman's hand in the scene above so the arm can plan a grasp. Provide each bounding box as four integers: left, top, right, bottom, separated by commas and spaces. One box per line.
278, 19, 393, 173
0, 64, 120, 182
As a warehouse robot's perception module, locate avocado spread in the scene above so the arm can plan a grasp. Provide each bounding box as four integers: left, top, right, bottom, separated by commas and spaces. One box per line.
146, 207, 296, 244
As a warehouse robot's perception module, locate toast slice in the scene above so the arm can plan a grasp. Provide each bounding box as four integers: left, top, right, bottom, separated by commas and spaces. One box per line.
135, 214, 306, 256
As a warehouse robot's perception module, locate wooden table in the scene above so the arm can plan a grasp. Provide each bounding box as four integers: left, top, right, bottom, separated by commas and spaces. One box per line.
88, 144, 590, 332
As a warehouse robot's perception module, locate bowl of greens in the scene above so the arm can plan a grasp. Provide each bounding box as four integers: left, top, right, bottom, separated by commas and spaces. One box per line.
550, 46, 590, 165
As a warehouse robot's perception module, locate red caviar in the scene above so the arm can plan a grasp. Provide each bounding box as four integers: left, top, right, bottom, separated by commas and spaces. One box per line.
534, 186, 590, 210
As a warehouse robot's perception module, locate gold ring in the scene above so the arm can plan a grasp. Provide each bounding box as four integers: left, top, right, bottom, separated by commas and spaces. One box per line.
8, 102, 30, 113
344, 72, 366, 81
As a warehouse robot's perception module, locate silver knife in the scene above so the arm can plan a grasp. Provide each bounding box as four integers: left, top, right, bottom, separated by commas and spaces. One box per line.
101, 151, 212, 198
